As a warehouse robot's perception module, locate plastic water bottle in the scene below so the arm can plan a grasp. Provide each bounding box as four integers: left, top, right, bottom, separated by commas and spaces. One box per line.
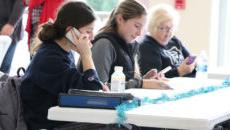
196, 50, 209, 80
111, 66, 126, 92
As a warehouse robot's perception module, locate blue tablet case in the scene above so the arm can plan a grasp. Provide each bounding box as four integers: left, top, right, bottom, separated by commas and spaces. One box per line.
59, 89, 135, 109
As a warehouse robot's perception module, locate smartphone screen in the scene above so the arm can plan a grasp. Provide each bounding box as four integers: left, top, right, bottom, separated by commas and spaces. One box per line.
186, 56, 196, 65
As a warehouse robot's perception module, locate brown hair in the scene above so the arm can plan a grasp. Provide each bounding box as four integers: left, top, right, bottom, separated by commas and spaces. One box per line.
38, 1, 96, 42
99, 0, 146, 33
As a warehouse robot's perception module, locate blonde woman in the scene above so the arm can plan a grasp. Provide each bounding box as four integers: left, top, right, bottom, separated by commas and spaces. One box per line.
139, 4, 196, 78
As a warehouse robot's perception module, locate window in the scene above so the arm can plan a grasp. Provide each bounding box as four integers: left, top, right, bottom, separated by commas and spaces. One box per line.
85, 0, 118, 27
210, 0, 230, 68
218, 0, 230, 67
84, 0, 151, 32
86, 0, 118, 11
208, 0, 230, 78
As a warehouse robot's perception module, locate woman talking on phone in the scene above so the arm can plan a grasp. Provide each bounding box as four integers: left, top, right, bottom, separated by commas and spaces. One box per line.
20, 1, 107, 129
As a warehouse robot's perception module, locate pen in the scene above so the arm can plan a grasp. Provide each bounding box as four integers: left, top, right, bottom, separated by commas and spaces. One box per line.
159, 66, 172, 74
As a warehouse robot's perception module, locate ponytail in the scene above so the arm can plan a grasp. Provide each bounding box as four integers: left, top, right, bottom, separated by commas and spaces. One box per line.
38, 22, 66, 42
99, 9, 117, 33
38, 1, 96, 42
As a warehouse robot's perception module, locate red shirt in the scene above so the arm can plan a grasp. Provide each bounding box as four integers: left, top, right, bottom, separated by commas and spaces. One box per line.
24, 0, 64, 49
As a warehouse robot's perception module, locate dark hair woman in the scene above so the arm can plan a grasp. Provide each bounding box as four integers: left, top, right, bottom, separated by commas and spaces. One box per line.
20, 1, 106, 129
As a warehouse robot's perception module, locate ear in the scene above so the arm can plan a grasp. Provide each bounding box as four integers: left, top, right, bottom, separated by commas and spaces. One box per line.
116, 14, 124, 25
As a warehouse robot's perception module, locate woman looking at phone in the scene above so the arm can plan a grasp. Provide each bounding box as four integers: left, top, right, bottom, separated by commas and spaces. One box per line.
20, 1, 107, 129
92, 0, 170, 90
138, 4, 197, 78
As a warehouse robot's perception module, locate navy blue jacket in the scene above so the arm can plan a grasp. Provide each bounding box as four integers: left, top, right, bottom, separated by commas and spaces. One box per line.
20, 41, 102, 129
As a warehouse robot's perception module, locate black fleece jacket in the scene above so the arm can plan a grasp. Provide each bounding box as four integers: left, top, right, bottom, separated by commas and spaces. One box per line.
138, 35, 196, 78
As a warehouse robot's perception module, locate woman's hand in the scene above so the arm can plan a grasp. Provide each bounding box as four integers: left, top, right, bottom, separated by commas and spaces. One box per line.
157, 80, 172, 89
143, 79, 172, 90
100, 81, 110, 92
71, 33, 92, 57
143, 69, 158, 79
177, 57, 197, 76
102, 84, 110, 92
143, 69, 168, 81
69, 31, 95, 71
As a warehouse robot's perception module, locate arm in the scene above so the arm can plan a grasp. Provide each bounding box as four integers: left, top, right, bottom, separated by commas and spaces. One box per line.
92, 38, 116, 83
161, 37, 184, 78
142, 79, 171, 89
170, 36, 196, 77
1, 0, 25, 36
30, 47, 101, 95
69, 33, 102, 90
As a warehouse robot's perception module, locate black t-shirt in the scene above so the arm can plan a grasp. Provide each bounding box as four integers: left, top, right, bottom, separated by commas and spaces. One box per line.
139, 35, 195, 78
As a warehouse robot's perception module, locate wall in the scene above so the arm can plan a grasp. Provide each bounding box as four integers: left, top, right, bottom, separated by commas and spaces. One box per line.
146, 0, 212, 55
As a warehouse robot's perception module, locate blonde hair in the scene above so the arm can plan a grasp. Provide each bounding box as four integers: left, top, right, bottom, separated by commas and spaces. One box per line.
147, 4, 180, 35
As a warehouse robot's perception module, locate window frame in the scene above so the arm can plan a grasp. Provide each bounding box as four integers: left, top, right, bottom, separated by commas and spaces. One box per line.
209, 0, 230, 69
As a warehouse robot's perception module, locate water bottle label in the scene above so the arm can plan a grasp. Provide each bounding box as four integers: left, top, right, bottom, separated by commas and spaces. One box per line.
196, 64, 208, 80
111, 80, 125, 92
197, 64, 208, 72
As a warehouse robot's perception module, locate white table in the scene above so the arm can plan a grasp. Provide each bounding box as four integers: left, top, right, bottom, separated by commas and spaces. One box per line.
48, 78, 230, 130
208, 67, 230, 79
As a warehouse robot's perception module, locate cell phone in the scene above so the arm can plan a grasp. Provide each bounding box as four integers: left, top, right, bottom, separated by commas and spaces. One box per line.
65, 28, 81, 44
186, 55, 196, 65
159, 66, 172, 74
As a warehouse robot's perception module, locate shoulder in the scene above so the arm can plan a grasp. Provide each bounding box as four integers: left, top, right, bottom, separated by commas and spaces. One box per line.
93, 38, 115, 52
169, 36, 184, 46
139, 36, 160, 52
38, 42, 66, 54
34, 42, 70, 65
93, 32, 124, 47
139, 35, 158, 47
92, 38, 116, 61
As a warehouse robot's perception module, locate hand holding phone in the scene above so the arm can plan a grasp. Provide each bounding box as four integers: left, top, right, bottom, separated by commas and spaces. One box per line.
65, 27, 81, 45
65, 27, 92, 57
186, 56, 196, 65
159, 66, 172, 74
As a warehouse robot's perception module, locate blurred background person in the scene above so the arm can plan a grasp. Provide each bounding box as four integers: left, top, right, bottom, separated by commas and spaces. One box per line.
0, 0, 25, 73
138, 4, 196, 78
23, 0, 64, 57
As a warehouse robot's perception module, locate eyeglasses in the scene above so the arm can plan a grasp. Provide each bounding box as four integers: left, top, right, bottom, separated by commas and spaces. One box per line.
157, 26, 174, 33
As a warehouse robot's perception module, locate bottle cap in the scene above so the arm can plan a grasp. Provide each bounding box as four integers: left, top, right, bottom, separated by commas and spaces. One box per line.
114, 66, 123, 71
